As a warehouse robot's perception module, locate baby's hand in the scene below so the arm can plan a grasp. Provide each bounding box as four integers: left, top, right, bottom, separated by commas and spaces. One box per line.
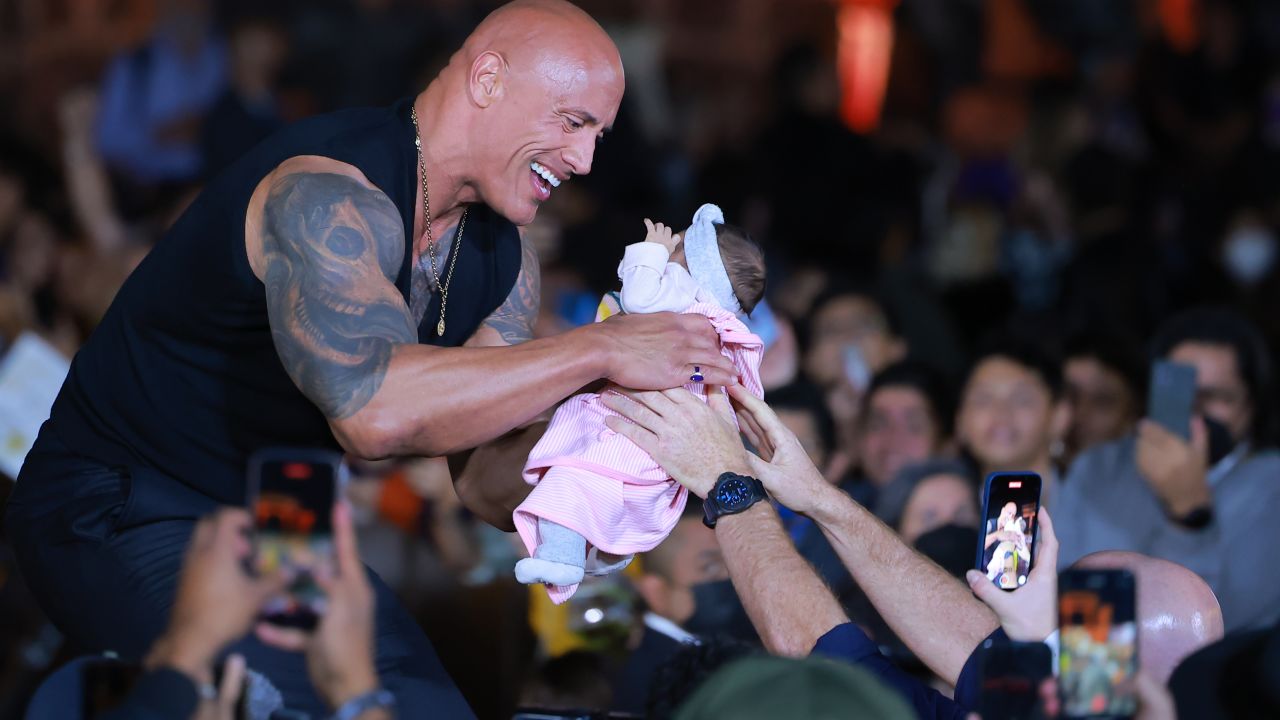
643, 219, 682, 254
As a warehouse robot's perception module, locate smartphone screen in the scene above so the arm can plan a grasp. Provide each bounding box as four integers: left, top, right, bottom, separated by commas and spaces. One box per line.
1059, 569, 1138, 719
1148, 361, 1197, 440
248, 449, 344, 630
975, 640, 1052, 720
976, 473, 1041, 591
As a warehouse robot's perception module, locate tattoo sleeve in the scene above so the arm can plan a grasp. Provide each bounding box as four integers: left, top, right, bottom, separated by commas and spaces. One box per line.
261, 172, 415, 419
480, 229, 541, 345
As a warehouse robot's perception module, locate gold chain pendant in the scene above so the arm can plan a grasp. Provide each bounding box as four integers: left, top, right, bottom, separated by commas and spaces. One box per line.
437, 316, 446, 337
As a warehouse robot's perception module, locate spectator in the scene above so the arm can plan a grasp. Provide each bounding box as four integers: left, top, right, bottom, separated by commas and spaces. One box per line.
95, 0, 227, 189
1061, 331, 1146, 465
955, 336, 1070, 506
874, 459, 979, 545
603, 385, 968, 718
200, 15, 288, 178
853, 361, 954, 507
1055, 307, 1280, 631
613, 505, 753, 716
99, 504, 390, 720
800, 287, 907, 481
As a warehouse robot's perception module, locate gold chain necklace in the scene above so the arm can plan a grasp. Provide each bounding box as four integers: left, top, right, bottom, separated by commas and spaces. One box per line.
411, 106, 467, 337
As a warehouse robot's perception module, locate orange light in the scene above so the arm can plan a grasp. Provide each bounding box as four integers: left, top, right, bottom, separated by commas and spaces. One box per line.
837, 0, 898, 133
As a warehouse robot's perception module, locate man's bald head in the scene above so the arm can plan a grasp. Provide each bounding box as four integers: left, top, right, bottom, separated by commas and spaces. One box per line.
464, 0, 622, 75
1073, 551, 1224, 683
427, 0, 623, 226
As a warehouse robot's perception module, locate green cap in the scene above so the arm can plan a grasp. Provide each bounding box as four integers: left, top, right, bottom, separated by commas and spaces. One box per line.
673, 655, 915, 720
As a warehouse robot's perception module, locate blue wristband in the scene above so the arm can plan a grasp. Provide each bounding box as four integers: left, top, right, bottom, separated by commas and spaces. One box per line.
329, 688, 395, 720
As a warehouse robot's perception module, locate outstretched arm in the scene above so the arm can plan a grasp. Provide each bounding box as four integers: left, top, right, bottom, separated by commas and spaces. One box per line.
722, 385, 998, 687
250, 157, 735, 460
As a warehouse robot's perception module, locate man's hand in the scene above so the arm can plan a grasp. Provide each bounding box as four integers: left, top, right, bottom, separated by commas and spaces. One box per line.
593, 312, 737, 389
147, 509, 287, 685
643, 218, 682, 254
722, 383, 832, 515
602, 386, 751, 496
256, 502, 379, 711
1136, 417, 1212, 518
966, 508, 1059, 642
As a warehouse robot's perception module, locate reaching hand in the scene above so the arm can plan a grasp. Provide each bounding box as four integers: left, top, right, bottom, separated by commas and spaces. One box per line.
721, 384, 832, 515
256, 502, 379, 710
147, 509, 287, 684
593, 312, 737, 388
602, 385, 752, 496
965, 508, 1059, 642
1136, 417, 1212, 518
643, 218, 682, 254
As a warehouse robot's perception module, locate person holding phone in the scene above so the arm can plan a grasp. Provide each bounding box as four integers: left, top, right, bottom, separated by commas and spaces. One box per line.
4, 2, 737, 717
96, 505, 390, 720
1053, 307, 1280, 632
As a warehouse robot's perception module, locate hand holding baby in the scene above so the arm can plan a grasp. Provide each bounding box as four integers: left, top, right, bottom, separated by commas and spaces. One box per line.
643, 218, 682, 254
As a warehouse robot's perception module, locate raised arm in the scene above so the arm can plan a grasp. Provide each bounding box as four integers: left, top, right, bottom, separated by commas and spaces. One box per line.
249, 157, 736, 460
722, 385, 997, 687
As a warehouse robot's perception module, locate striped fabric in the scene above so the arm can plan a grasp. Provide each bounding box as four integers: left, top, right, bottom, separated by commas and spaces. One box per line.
515, 302, 765, 603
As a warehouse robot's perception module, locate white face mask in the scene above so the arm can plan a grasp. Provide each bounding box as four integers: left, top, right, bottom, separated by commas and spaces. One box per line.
1223, 226, 1279, 287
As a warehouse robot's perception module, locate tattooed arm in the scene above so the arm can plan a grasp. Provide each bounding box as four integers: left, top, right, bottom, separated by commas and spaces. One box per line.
251, 157, 736, 461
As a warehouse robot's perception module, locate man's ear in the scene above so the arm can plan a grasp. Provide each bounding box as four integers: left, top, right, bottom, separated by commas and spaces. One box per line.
469, 51, 506, 108
635, 574, 670, 617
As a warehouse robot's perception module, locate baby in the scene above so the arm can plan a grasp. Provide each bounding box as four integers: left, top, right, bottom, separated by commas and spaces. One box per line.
513, 203, 767, 603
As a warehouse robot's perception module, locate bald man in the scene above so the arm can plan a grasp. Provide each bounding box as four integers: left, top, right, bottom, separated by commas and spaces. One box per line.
7, 2, 735, 715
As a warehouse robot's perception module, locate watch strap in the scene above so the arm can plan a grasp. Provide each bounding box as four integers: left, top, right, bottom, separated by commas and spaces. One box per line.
330, 688, 396, 720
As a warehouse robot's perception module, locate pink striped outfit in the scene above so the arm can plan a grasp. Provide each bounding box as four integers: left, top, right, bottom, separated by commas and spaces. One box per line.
514, 301, 764, 603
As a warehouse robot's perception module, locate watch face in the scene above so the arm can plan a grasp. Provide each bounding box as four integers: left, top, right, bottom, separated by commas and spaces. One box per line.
716, 476, 754, 511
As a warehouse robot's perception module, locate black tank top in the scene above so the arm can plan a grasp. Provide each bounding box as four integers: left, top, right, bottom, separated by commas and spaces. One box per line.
38, 97, 521, 504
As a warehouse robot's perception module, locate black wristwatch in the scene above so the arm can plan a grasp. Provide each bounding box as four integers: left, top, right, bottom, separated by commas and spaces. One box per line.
702, 472, 767, 528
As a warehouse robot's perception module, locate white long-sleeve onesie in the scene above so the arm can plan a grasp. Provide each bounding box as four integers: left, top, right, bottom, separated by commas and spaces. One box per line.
616, 242, 717, 314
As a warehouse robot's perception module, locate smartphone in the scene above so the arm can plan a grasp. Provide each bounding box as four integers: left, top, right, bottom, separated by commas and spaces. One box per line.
976, 473, 1041, 591
247, 447, 346, 630
842, 343, 871, 391
1148, 361, 1197, 440
82, 660, 143, 718
975, 640, 1052, 720
1058, 569, 1138, 719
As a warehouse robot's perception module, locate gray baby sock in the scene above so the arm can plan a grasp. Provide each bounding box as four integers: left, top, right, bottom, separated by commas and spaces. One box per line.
535, 518, 586, 567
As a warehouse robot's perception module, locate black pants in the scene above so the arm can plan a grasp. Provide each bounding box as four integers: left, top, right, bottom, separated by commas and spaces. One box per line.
5, 432, 475, 719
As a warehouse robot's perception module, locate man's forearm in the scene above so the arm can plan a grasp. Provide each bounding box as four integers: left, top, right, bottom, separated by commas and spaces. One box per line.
716, 503, 848, 657
343, 325, 608, 458
809, 485, 996, 685
448, 420, 548, 531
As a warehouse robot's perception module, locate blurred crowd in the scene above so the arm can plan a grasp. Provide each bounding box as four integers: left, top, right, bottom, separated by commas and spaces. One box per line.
3, 0, 1280, 717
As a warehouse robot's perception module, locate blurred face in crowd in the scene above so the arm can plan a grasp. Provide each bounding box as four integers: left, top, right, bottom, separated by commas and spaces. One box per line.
1167, 342, 1253, 443
1063, 355, 1138, 458
859, 385, 941, 487
775, 408, 828, 471
637, 518, 728, 625
463, 3, 623, 226
803, 295, 906, 389
898, 472, 979, 545
958, 357, 1066, 471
